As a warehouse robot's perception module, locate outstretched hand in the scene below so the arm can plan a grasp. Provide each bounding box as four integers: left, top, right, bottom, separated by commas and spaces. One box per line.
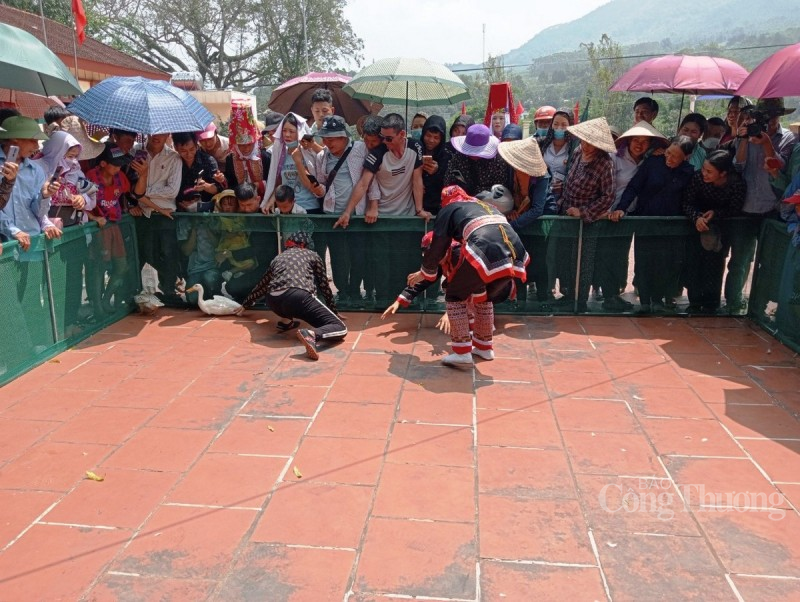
381, 301, 400, 319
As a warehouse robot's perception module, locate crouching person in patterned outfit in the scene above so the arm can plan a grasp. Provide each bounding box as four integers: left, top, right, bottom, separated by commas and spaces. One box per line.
236, 231, 347, 360
407, 185, 529, 367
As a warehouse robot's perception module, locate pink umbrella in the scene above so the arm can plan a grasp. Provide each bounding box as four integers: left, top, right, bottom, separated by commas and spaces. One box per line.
268, 71, 381, 125
610, 55, 749, 95
737, 43, 800, 98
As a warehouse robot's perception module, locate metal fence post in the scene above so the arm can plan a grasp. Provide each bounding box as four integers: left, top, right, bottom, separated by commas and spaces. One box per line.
42, 240, 60, 343
573, 220, 583, 314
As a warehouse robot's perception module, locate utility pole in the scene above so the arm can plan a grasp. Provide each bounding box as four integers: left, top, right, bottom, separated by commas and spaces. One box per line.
482, 24, 486, 67
299, 0, 310, 73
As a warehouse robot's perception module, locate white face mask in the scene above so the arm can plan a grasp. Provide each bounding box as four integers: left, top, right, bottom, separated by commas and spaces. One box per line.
702, 137, 720, 150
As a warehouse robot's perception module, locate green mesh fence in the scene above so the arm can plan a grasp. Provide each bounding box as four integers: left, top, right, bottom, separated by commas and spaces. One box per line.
750, 219, 800, 354
0, 217, 141, 386
3, 212, 795, 386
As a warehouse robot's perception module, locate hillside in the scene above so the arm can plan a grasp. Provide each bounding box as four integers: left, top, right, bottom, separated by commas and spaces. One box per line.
504, 0, 798, 64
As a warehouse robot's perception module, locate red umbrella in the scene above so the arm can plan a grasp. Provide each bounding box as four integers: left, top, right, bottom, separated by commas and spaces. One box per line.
610, 55, 748, 95
268, 71, 380, 125
737, 43, 800, 98
0, 88, 64, 119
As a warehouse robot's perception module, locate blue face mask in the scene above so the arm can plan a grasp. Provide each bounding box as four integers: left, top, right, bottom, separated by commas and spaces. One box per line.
286, 140, 299, 150
536, 128, 549, 138
553, 129, 567, 140
410, 128, 423, 141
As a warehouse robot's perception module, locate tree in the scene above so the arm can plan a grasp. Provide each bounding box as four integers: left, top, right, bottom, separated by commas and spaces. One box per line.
580, 34, 629, 129
84, 0, 363, 90
2, 0, 72, 25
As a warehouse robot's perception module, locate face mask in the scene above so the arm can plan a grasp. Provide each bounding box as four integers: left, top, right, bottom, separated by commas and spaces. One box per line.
553, 129, 567, 140
410, 128, 422, 141
286, 140, 299, 150
702, 137, 720, 151
536, 128, 549, 138
63, 158, 80, 171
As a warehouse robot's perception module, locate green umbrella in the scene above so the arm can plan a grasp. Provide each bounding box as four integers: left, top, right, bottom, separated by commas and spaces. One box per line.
0, 23, 83, 97
343, 57, 470, 124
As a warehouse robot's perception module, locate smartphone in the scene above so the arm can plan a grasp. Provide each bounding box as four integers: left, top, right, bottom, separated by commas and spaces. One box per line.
5, 145, 19, 164
307, 174, 319, 187
134, 149, 148, 162
302, 133, 315, 141
423, 155, 433, 164
50, 166, 64, 183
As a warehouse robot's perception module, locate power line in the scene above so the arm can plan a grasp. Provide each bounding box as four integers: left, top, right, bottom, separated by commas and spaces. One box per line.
450, 43, 791, 74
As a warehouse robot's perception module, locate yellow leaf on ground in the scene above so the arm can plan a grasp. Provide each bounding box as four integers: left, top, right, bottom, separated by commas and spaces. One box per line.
85, 471, 105, 482
292, 466, 303, 479
267, 425, 275, 432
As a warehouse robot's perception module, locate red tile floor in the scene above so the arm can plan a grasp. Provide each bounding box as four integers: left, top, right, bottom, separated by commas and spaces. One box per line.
1, 310, 800, 601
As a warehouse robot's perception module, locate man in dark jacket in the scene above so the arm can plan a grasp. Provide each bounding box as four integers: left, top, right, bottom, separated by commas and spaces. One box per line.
420, 115, 450, 215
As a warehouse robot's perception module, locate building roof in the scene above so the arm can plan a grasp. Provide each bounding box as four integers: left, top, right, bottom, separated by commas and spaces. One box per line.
0, 6, 169, 84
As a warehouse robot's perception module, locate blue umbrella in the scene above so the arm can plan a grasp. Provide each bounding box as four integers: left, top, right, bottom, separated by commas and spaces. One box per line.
68, 76, 214, 134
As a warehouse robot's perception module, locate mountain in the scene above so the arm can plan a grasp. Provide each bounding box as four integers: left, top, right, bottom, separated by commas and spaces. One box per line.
504, 0, 798, 65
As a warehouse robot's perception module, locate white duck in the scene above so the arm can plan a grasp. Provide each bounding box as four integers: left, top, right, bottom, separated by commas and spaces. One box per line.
184, 283, 243, 316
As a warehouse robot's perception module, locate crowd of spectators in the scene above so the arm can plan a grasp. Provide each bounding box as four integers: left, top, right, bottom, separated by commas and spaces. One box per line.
1, 88, 800, 325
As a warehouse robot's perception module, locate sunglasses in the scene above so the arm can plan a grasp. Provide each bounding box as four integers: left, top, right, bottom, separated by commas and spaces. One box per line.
380, 132, 403, 142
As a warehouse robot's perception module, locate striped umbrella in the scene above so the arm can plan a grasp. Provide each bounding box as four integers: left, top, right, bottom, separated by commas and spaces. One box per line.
343, 58, 470, 124
68, 76, 214, 134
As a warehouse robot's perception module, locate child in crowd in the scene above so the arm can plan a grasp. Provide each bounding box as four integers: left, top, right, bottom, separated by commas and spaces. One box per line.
85, 145, 131, 314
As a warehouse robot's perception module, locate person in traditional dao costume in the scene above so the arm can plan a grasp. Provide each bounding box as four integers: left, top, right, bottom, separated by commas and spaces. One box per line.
406, 185, 529, 367
223, 100, 270, 197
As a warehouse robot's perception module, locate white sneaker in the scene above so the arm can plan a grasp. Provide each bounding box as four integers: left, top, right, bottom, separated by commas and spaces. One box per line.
442, 352, 473, 367
472, 348, 495, 361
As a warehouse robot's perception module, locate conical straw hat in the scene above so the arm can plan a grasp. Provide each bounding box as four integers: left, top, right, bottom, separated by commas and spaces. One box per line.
497, 137, 547, 177
566, 117, 616, 154
615, 120, 668, 148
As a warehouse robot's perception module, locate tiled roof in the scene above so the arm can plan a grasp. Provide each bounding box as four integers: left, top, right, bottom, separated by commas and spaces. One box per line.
0, 6, 169, 79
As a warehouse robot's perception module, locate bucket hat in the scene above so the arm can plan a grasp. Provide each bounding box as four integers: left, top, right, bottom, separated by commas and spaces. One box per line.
451, 124, 499, 159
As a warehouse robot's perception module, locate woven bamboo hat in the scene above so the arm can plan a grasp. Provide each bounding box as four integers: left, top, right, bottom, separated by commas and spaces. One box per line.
615, 120, 668, 148
59, 116, 105, 160
566, 117, 616, 153
497, 137, 547, 177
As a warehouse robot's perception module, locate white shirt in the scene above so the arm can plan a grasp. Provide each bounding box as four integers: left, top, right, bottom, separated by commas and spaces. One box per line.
143, 145, 182, 211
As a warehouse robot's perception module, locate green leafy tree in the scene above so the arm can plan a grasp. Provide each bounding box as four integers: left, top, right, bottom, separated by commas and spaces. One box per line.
83, 0, 362, 89
580, 34, 629, 129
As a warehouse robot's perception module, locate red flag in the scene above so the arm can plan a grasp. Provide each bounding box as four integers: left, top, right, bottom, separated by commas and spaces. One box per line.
516, 101, 525, 119
461, 101, 467, 115
72, 0, 87, 45
573, 101, 580, 124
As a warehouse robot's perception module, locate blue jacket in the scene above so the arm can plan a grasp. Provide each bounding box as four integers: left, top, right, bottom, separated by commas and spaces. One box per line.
510, 173, 555, 230
0, 152, 51, 241
618, 155, 694, 216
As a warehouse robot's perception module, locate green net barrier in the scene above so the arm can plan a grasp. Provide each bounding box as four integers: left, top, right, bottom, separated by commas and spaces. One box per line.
0, 235, 55, 384
3, 212, 793, 386
0, 216, 141, 386
135, 214, 759, 318
750, 219, 800, 354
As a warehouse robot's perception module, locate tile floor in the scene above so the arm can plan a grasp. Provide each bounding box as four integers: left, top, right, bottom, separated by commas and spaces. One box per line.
0, 310, 799, 601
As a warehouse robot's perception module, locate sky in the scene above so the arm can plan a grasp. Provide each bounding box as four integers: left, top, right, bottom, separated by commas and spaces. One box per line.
341, 0, 611, 68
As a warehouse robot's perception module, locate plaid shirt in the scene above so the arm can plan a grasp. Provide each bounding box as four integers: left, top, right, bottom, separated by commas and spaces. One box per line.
242, 247, 336, 311
561, 148, 615, 223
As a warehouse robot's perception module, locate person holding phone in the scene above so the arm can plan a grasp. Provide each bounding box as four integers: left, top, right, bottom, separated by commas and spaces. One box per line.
261, 112, 324, 213
0, 117, 62, 252
0, 145, 18, 213
419, 115, 450, 215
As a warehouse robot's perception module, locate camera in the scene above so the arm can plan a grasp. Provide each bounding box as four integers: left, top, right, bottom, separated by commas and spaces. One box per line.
742, 107, 768, 138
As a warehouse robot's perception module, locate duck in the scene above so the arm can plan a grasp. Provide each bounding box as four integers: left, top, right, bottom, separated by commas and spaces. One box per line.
184, 283, 243, 316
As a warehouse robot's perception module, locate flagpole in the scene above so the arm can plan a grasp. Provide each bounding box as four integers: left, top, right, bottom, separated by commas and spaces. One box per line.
71, 10, 80, 78
37, 0, 48, 45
